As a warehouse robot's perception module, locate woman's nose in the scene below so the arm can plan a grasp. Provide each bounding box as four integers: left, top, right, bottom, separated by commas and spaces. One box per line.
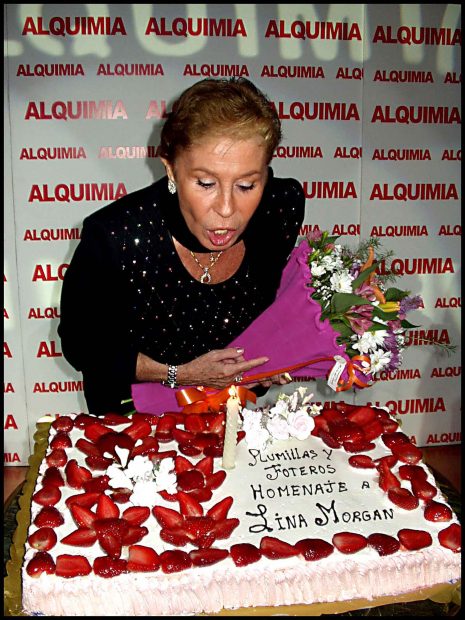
214, 190, 235, 219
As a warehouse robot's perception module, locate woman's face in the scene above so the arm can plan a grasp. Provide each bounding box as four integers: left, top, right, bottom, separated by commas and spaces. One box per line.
162, 135, 269, 251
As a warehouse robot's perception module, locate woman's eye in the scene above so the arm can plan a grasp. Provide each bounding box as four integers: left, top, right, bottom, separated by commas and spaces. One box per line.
238, 184, 255, 192
196, 180, 215, 189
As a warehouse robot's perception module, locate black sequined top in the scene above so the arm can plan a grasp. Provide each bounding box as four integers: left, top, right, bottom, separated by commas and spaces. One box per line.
58, 168, 305, 415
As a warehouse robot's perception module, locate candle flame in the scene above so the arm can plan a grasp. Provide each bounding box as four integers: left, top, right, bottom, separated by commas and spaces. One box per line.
229, 385, 238, 397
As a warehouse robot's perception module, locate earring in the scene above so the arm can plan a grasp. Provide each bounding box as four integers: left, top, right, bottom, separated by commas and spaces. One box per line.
168, 178, 176, 194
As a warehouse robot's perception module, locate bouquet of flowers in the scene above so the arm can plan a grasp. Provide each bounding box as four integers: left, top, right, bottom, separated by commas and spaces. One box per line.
305, 229, 423, 379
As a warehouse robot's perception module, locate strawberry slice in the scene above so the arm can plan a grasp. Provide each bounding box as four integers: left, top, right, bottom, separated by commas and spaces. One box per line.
65, 459, 92, 489
423, 501, 453, 522
130, 436, 160, 458
190, 548, 229, 567
96, 493, 120, 519
155, 415, 176, 442
190, 433, 219, 451
97, 432, 135, 459
82, 475, 110, 493
131, 412, 160, 426
182, 516, 215, 541
85, 455, 114, 471
380, 419, 400, 433
123, 419, 152, 441
343, 440, 376, 453
230, 543, 262, 567
160, 528, 189, 547
152, 450, 178, 461
211, 518, 239, 540
203, 445, 223, 458
111, 489, 133, 504
332, 532, 367, 554
317, 429, 342, 449
321, 408, 346, 424
361, 419, 384, 441
127, 545, 160, 572
152, 505, 184, 529
347, 405, 376, 426
334, 401, 359, 414
46, 448, 68, 467
437, 523, 461, 553
42, 466, 65, 487
387, 487, 419, 510
122, 506, 150, 526
178, 444, 202, 458
122, 525, 149, 546
195, 455, 214, 476
410, 477, 438, 500
390, 442, 423, 465
348, 455, 376, 469
34, 506, 64, 528
76, 437, 103, 457
102, 412, 131, 426
32, 485, 61, 506
206, 412, 225, 434
328, 419, 364, 444
367, 533, 400, 556
25, 551, 56, 577
61, 528, 98, 547
51, 416, 74, 432
204, 470, 227, 490
175, 455, 194, 474
93, 556, 127, 577
260, 536, 299, 559
172, 428, 196, 444
295, 538, 334, 561
50, 432, 72, 450
381, 431, 410, 450
177, 469, 205, 492
28, 527, 57, 551
188, 488, 213, 503
177, 490, 204, 517
70, 504, 97, 529
207, 496, 233, 521
74, 413, 97, 429
398, 464, 427, 482
65, 491, 100, 510
97, 532, 123, 559
55, 554, 92, 577
184, 414, 207, 433
84, 422, 113, 443
377, 459, 401, 492
397, 528, 433, 551
157, 489, 179, 503
160, 550, 192, 573
374, 455, 398, 469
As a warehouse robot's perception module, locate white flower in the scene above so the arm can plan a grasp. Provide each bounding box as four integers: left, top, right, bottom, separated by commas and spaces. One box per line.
287, 409, 315, 440
329, 269, 354, 293
351, 332, 376, 354
106, 463, 133, 490
266, 415, 290, 440
369, 329, 387, 346
311, 261, 326, 277
269, 400, 289, 417
241, 408, 264, 434
297, 386, 309, 401
125, 455, 154, 482
369, 349, 392, 374
154, 458, 177, 494
308, 403, 323, 416
130, 480, 160, 508
245, 426, 271, 451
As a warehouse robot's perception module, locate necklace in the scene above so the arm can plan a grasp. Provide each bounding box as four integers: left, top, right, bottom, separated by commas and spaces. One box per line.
190, 250, 224, 284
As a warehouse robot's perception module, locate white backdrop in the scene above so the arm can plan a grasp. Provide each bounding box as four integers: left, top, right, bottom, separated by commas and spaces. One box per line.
4, 4, 461, 465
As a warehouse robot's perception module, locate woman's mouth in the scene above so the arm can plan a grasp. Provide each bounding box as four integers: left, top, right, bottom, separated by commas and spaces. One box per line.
206, 229, 236, 247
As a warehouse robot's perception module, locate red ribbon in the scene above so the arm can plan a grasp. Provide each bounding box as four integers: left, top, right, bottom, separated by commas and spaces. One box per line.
174, 355, 372, 413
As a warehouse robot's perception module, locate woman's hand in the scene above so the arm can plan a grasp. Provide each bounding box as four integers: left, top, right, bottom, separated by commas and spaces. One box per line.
177, 347, 270, 390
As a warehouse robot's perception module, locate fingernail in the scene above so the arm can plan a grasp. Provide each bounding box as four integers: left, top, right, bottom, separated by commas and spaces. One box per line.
236, 347, 244, 354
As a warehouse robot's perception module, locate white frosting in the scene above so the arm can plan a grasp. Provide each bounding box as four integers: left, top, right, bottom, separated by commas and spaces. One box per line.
22, 398, 461, 616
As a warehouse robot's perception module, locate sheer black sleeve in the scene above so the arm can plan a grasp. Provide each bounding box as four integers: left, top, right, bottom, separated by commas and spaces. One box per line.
58, 216, 138, 415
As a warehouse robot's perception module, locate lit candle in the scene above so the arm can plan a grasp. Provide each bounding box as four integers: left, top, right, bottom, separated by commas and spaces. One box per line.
222, 385, 241, 469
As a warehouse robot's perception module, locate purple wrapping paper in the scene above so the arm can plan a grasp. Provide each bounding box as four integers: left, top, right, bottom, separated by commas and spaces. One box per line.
131, 239, 350, 415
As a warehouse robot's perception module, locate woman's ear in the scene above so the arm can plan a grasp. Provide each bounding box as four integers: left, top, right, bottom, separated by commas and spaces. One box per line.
160, 157, 174, 182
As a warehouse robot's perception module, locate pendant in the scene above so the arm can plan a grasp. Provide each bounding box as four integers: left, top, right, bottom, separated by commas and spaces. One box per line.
200, 269, 212, 284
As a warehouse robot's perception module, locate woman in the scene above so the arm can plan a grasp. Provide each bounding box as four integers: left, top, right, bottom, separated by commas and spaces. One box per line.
58, 78, 305, 415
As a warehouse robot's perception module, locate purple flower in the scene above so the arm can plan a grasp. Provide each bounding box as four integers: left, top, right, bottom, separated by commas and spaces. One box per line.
354, 281, 377, 302
346, 304, 374, 335
399, 295, 423, 318
306, 229, 323, 245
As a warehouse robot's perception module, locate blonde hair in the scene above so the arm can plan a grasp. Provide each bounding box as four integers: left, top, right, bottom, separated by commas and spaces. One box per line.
160, 78, 281, 164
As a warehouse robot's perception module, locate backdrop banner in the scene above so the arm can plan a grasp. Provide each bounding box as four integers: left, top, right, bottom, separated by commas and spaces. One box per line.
4, 4, 461, 464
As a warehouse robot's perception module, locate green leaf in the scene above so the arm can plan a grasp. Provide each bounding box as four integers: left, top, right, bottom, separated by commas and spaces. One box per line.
331, 293, 369, 314
401, 319, 421, 329
351, 263, 379, 291
372, 307, 399, 322
384, 287, 410, 302
330, 320, 353, 339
